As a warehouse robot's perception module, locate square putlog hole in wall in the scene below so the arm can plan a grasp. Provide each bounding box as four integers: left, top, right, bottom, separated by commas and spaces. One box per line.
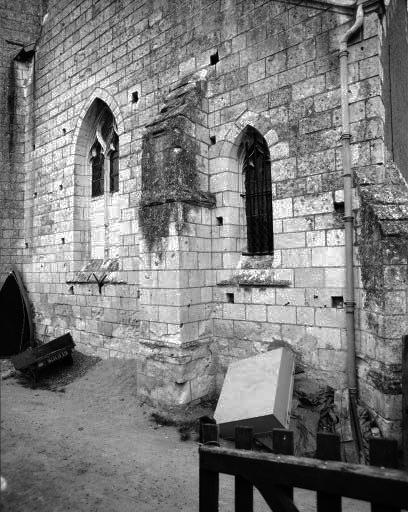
334, 200, 345, 214
216, 216, 223, 226
210, 51, 219, 65
226, 293, 234, 303
131, 91, 139, 103
331, 296, 344, 308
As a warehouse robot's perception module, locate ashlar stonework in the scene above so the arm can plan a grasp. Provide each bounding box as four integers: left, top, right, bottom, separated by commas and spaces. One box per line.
0, 0, 407, 442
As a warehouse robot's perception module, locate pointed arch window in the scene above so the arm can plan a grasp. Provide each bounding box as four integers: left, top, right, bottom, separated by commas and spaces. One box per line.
89, 108, 119, 197
241, 127, 273, 255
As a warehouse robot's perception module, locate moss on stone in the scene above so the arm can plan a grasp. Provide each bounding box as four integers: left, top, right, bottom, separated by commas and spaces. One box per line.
140, 79, 213, 255
140, 125, 200, 253
359, 201, 384, 309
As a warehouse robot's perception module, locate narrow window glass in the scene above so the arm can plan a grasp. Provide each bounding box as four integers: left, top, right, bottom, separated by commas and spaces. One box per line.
91, 142, 104, 197
109, 133, 119, 193
242, 129, 273, 255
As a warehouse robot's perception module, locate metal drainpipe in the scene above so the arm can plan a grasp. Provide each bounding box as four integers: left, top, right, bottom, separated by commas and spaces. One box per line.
339, 3, 365, 461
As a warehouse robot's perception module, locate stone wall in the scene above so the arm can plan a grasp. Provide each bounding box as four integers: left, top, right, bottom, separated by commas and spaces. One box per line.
0, 0, 43, 283
0, 0, 406, 438
354, 0, 408, 437
381, 0, 408, 180
209, 5, 384, 396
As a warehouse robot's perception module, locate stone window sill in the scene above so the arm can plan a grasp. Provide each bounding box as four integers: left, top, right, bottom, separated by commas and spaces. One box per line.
66, 277, 126, 285
217, 269, 291, 288
66, 258, 126, 285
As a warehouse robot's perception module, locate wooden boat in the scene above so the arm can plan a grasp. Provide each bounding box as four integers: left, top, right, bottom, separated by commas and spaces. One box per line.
0, 268, 34, 357
11, 333, 75, 385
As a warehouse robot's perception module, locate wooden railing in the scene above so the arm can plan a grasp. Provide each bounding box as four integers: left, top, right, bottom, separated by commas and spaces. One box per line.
403, 335, 408, 469
199, 425, 408, 512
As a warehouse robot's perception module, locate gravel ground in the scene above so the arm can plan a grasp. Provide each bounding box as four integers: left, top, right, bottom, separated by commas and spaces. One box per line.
1, 353, 370, 512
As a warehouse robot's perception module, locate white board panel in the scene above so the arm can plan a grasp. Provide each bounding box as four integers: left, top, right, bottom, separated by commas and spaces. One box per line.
214, 348, 294, 438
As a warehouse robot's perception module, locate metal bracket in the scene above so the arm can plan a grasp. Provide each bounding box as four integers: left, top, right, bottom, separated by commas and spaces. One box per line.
93, 272, 107, 294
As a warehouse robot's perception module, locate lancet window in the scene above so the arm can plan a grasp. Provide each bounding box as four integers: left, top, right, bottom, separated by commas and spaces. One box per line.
241, 127, 273, 255
90, 108, 119, 197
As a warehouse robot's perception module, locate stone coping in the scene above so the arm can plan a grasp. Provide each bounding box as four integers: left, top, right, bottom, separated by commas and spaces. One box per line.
360, 177, 408, 238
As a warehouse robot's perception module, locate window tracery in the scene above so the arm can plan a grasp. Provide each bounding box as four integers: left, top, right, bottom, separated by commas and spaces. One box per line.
89, 108, 119, 197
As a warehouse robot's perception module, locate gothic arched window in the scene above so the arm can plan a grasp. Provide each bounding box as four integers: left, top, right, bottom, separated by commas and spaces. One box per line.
241, 127, 273, 255
89, 108, 119, 197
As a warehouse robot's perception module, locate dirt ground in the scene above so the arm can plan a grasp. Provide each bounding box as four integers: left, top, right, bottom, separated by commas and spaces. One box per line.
0, 353, 370, 512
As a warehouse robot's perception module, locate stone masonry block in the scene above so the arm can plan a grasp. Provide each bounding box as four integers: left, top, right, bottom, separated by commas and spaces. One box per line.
233, 320, 281, 342
158, 306, 181, 324
270, 158, 296, 182
223, 303, 246, 320
292, 75, 326, 100
294, 268, 325, 288
273, 198, 293, 219
312, 247, 345, 267
315, 308, 346, 328
317, 348, 346, 371
251, 287, 276, 305
306, 231, 325, 247
306, 325, 342, 351
276, 288, 306, 306
281, 324, 306, 347
296, 307, 315, 326
359, 56, 379, 81
267, 305, 296, 324
269, 142, 289, 161
282, 248, 312, 268
214, 319, 234, 338
273, 220, 283, 234
384, 291, 407, 315
246, 304, 267, 322
274, 231, 306, 249
266, 51, 287, 76
324, 268, 345, 287
248, 60, 266, 83
283, 216, 314, 233
326, 229, 344, 246
191, 373, 214, 401
293, 192, 333, 216
278, 65, 307, 88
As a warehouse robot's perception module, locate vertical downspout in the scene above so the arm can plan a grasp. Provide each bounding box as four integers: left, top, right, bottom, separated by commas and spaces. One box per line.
339, 3, 364, 461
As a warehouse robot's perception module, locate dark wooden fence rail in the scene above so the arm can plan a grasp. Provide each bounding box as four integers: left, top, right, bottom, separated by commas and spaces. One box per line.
316, 432, 341, 512
403, 334, 408, 469
199, 424, 408, 512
